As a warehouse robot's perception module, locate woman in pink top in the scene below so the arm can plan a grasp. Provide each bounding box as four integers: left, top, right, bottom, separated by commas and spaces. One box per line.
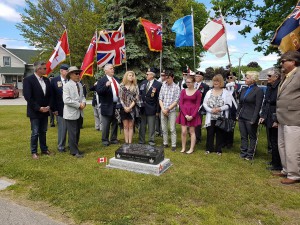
176, 76, 202, 154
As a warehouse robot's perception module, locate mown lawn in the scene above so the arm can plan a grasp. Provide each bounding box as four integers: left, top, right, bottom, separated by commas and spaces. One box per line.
0, 105, 299, 225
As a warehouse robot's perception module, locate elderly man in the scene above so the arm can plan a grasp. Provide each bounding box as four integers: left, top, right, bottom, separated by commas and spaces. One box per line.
274, 51, 300, 184
63, 66, 86, 158
50, 64, 69, 152
139, 68, 162, 146
96, 64, 120, 146
178, 69, 188, 90
159, 71, 180, 151
23, 61, 52, 159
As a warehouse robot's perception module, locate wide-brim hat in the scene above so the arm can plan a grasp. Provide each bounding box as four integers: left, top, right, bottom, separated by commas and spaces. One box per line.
66, 66, 82, 78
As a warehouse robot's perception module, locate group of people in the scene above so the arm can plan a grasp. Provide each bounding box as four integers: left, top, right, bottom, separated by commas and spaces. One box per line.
23, 50, 300, 185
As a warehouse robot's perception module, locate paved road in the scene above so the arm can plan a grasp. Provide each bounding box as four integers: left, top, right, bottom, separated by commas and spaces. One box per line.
0, 96, 92, 106
0, 197, 66, 225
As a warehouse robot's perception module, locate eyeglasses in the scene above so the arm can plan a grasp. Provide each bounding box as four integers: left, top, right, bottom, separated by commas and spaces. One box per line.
228, 76, 233, 79
267, 74, 273, 78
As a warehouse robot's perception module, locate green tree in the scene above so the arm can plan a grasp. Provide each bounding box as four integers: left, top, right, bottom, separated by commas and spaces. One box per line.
103, 0, 208, 80
17, 0, 105, 72
211, 0, 298, 55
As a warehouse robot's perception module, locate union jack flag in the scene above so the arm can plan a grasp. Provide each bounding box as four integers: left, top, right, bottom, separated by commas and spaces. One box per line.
97, 30, 125, 67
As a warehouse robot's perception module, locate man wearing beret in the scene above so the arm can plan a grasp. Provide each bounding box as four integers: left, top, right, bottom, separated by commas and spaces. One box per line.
274, 50, 300, 184
50, 64, 69, 152
139, 68, 162, 146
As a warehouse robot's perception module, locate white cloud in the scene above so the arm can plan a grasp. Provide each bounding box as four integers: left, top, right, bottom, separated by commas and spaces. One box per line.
228, 45, 239, 53
2, 0, 26, 7
226, 31, 236, 41
0, 3, 22, 22
258, 53, 279, 62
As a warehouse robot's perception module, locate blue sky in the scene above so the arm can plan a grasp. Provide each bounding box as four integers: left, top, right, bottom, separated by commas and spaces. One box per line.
0, 0, 279, 70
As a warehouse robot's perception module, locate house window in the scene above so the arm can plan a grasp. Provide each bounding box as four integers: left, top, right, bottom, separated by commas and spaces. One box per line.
3, 56, 11, 67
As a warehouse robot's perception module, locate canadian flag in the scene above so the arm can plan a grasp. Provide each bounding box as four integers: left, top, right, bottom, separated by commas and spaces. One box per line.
46, 30, 70, 76
200, 16, 227, 58
97, 157, 107, 163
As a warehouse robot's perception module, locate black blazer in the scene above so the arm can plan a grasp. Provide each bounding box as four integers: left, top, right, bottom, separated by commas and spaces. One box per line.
50, 76, 65, 117
197, 82, 209, 114
237, 84, 264, 123
139, 79, 162, 116
23, 74, 51, 119
96, 75, 120, 116
260, 80, 280, 128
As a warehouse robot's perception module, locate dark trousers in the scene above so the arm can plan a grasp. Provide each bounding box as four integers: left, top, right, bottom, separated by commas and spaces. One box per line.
155, 114, 162, 135
206, 120, 224, 153
238, 119, 258, 158
30, 117, 48, 154
139, 114, 156, 144
195, 114, 203, 143
101, 114, 118, 144
49, 110, 55, 126
269, 127, 282, 169
223, 130, 234, 147
65, 117, 81, 155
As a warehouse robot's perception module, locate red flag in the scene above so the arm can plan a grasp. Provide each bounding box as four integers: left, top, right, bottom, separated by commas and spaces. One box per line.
80, 33, 97, 78
46, 30, 70, 76
200, 16, 227, 58
140, 18, 162, 52
97, 157, 107, 163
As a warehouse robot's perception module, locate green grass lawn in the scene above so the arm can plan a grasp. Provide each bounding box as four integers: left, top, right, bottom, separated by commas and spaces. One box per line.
0, 105, 299, 225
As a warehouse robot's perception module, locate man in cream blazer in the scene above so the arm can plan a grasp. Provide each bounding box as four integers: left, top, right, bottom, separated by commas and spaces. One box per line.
275, 51, 300, 184
63, 66, 86, 158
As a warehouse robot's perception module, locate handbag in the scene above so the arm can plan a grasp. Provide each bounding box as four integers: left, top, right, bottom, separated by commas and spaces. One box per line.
215, 106, 235, 132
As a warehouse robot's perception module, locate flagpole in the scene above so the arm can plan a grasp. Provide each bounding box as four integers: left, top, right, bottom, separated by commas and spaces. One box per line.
95, 28, 99, 75
191, 7, 196, 71
160, 15, 163, 77
65, 27, 72, 66
220, 11, 231, 71
122, 18, 128, 72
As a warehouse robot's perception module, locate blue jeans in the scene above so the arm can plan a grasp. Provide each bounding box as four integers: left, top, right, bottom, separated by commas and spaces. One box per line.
30, 117, 48, 154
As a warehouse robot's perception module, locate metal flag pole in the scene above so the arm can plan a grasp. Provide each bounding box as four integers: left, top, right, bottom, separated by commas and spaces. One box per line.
121, 17, 128, 72
191, 7, 196, 71
95, 27, 99, 75
160, 15, 163, 76
64, 26, 72, 66
219, 8, 231, 71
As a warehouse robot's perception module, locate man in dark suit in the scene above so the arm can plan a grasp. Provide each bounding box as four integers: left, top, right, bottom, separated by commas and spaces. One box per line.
194, 71, 209, 144
96, 64, 120, 146
237, 71, 264, 160
23, 61, 52, 159
178, 69, 188, 90
50, 64, 69, 152
139, 68, 162, 146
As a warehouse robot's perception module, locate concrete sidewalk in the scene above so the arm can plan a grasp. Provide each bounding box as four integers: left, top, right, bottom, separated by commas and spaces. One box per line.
0, 197, 66, 225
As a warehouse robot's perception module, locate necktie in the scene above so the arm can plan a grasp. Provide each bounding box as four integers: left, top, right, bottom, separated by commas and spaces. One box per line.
112, 78, 119, 96
146, 82, 150, 92
64, 79, 67, 84
76, 83, 80, 95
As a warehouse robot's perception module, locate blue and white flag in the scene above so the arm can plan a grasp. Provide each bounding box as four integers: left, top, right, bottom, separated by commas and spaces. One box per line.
171, 15, 194, 47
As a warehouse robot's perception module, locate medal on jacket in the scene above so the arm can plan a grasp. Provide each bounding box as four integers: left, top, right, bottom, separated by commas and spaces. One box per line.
57, 81, 62, 87
151, 87, 156, 97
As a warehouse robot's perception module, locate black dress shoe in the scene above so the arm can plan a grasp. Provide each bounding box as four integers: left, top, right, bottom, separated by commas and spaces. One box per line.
72, 153, 84, 158
110, 140, 119, 144
163, 144, 169, 148
42, 150, 53, 155
266, 166, 282, 171
102, 142, 110, 146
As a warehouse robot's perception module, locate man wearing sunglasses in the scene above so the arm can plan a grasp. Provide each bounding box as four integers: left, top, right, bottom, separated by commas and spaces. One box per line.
23, 61, 52, 160
63, 66, 86, 158
275, 50, 300, 184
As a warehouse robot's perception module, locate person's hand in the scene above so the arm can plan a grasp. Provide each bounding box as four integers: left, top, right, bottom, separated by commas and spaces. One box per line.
258, 118, 264, 124
40, 107, 49, 113
79, 103, 86, 110
106, 81, 111, 87
53, 111, 58, 116
272, 122, 278, 128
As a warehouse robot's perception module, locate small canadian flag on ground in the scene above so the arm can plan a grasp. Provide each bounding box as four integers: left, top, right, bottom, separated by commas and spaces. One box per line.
97, 157, 107, 163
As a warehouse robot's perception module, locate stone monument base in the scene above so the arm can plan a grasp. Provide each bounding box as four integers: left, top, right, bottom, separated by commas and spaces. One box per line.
107, 157, 172, 176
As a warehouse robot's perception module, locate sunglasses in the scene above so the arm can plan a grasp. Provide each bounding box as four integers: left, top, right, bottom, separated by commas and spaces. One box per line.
281, 59, 291, 64
228, 76, 233, 79
267, 74, 273, 77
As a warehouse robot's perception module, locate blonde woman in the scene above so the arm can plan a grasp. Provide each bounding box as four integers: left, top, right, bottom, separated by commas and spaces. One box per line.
203, 74, 233, 155
237, 71, 264, 160
119, 71, 140, 144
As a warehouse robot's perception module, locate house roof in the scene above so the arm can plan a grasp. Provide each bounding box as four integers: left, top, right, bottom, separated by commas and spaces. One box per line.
0, 67, 25, 74
7, 48, 40, 64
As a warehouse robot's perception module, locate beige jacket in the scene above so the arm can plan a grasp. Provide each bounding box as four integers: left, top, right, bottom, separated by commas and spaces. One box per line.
277, 67, 300, 126
63, 80, 86, 120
